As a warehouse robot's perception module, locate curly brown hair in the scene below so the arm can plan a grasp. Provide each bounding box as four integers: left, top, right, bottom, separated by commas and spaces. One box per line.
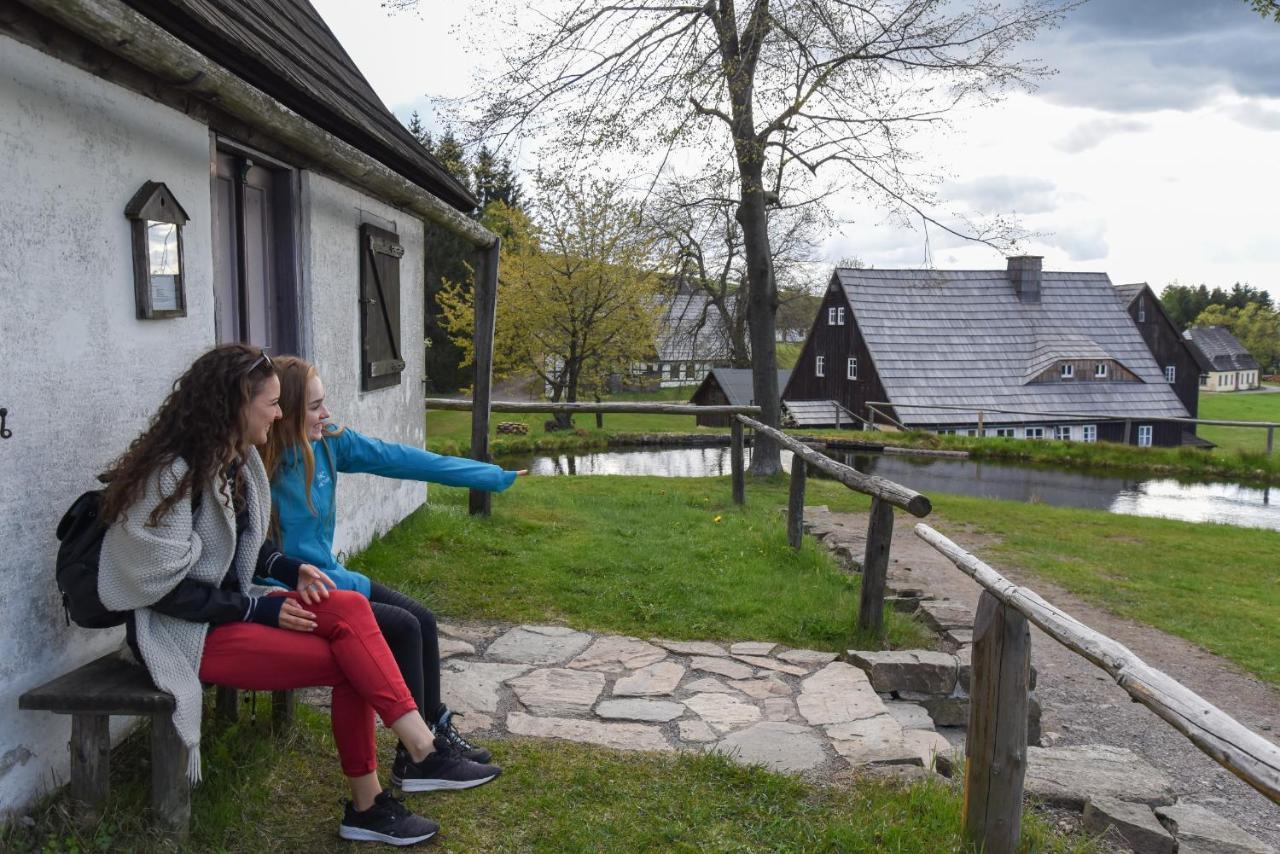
101, 343, 276, 527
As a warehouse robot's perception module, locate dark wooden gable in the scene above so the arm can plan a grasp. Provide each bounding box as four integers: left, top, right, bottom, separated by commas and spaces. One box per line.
1125, 284, 1204, 419
359, 223, 405, 391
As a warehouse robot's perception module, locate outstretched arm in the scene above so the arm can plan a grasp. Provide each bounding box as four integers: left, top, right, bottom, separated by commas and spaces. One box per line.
332, 428, 519, 493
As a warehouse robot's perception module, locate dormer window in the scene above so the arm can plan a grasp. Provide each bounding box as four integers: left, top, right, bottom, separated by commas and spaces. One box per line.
1061, 364, 1074, 379
1094, 362, 1108, 379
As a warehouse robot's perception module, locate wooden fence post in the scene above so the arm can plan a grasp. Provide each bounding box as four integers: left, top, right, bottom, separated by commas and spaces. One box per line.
856, 496, 894, 635
1123, 419, 1133, 445
271, 690, 296, 733
731, 419, 745, 505
215, 685, 238, 723
964, 590, 1031, 854
469, 239, 500, 517
977, 410, 985, 435
787, 453, 806, 550
150, 711, 191, 843
1267, 426, 1274, 457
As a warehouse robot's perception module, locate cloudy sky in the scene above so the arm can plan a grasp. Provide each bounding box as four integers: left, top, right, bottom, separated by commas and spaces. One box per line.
312, 0, 1280, 295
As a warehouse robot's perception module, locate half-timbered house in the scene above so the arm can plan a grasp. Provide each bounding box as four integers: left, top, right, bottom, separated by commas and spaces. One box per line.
782, 257, 1192, 445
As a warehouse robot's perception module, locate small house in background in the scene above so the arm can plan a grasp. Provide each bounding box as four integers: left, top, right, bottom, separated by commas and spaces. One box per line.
1184, 327, 1262, 391
0, 0, 479, 816
1114, 283, 1210, 421
634, 286, 734, 387
689, 368, 790, 426
782, 257, 1194, 445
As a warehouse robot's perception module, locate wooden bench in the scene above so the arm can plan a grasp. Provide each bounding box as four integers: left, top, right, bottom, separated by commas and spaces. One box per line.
18, 652, 295, 842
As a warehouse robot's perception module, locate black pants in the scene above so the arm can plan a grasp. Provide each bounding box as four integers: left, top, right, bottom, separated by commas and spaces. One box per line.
368, 582, 444, 724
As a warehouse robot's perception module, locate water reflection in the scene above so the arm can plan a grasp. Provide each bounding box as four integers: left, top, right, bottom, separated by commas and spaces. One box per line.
498, 446, 1280, 532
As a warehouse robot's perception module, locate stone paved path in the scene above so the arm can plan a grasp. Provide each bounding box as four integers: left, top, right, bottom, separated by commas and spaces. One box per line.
428, 621, 953, 780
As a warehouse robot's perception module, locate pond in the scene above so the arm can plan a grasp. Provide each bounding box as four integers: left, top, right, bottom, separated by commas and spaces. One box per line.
494, 446, 1280, 532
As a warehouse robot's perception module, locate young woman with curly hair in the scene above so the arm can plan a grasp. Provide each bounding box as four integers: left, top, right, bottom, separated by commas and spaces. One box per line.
98, 343, 488, 845
258, 356, 522, 774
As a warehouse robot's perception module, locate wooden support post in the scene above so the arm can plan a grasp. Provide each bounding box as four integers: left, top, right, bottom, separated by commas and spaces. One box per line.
215, 685, 238, 723
469, 240, 500, 517
150, 712, 191, 843
1124, 419, 1132, 444
856, 496, 894, 635
964, 591, 1031, 854
1268, 427, 1274, 457
271, 690, 296, 733
69, 713, 110, 827
977, 410, 985, 435
730, 419, 745, 505
787, 453, 807, 550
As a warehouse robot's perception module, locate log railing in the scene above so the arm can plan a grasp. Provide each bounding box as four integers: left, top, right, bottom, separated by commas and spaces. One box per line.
914, 523, 1280, 852
734, 415, 932, 637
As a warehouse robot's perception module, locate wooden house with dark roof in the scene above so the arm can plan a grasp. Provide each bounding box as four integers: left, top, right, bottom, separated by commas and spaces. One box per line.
689, 368, 790, 426
0, 0, 496, 815
1113, 283, 1209, 420
782, 257, 1194, 446
1184, 326, 1262, 392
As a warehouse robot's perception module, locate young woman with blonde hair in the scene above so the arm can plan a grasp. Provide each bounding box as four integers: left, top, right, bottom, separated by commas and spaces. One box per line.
98, 343, 474, 845
259, 355, 521, 779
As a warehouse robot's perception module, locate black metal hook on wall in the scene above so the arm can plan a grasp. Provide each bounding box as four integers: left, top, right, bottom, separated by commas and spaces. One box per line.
0, 408, 11, 439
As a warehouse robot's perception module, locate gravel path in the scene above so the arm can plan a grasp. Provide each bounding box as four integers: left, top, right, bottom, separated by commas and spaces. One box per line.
831, 510, 1280, 847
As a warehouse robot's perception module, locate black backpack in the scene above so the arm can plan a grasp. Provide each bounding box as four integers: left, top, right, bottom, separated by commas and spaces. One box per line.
54, 488, 202, 629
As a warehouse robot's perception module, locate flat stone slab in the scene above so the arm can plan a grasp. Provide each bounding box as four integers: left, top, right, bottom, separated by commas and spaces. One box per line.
438, 622, 502, 644
1025, 745, 1177, 808
797, 662, 886, 726
595, 699, 685, 723
652, 639, 728, 657
832, 737, 924, 768
508, 668, 606, 716
731, 676, 791, 699
507, 712, 671, 752
684, 692, 763, 734
613, 661, 686, 697
1083, 797, 1175, 854
683, 676, 737, 694
567, 635, 667, 672
713, 722, 828, 774
763, 697, 799, 722
690, 656, 755, 681
452, 712, 494, 734
730, 641, 777, 656
732, 655, 809, 676
486, 625, 593, 665
439, 637, 476, 659
1154, 802, 1275, 854
904, 729, 954, 771
884, 701, 935, 731
777, 649, 838, 667
441, 660, 531, 714
848, 650, 958, 695
678, 719, 717, 743
916, 601, 974, 632
825, 713, 903, 743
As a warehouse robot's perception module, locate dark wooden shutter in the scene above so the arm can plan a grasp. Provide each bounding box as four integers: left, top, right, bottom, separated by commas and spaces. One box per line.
359, 223, 405, 391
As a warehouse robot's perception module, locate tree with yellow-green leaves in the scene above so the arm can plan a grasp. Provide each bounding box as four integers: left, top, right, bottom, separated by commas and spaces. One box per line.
438, 173, 664, 424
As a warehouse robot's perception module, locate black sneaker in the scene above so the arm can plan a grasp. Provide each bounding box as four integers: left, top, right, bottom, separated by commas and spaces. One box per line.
434, 708, 493, 764
338, 789, 438, 846
391, 737, 501, 793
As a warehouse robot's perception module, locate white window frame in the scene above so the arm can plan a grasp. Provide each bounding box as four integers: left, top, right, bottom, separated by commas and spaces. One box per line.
1165, 365, 1176, 384
1060, 363, 1074, 379
836, 306, 846, 325
815, 355, 825, 377
847, 356, 858, 380
963, 429, 977, 437
827, 307, 837, 325
1025, 426, 1045, 440
1082, 424, 1097, 443
1137, 299, 1145, 322
994, 427, 1015, 438
1137, 425, 1153, 447
1054, 425, 1072, 441
1094, 362, 1109, 379
937, 428, 956, 436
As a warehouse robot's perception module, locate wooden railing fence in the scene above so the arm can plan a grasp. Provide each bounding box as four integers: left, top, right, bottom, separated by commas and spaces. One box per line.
913, 523, 1280, 853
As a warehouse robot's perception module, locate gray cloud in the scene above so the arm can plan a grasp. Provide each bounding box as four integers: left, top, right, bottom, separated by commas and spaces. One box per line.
947, 175, 1060, 214
1031, 0, 1280, 113
1223, 101, 1280, 132
1045, 221, 1109, 262
1055, 117, 1150, 153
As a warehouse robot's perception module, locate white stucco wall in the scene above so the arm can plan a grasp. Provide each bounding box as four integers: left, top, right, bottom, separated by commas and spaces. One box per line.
0, 42, 217, 813
299, 172, 428, 564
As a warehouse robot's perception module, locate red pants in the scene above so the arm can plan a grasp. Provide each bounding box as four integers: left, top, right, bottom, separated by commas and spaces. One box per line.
198, 590, 417, 777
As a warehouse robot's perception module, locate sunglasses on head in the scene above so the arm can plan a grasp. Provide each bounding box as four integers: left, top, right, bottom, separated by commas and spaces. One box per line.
244, 350, 274, 374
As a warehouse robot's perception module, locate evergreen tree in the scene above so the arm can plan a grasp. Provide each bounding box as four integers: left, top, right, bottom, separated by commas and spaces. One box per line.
473, 145, 523, 210
406, 110, 428, 147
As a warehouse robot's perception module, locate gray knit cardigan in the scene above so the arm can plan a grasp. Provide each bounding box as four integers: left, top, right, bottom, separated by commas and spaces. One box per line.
99, 448, 276, 782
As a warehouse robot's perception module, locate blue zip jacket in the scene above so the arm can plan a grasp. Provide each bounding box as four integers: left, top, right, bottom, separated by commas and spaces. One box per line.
266, 425, 517, 596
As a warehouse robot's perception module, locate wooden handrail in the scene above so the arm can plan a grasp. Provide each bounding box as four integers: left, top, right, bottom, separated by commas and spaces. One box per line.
425, 398, 760, 416
865, 400, 1280, 430
736, 415, 932, 517
914, 522, 1280, 806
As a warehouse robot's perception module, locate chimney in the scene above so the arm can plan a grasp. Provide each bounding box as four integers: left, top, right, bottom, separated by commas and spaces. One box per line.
1007, 255, 1043, 304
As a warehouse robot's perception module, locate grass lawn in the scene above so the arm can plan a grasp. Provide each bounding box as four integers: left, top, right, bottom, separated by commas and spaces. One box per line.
1199, 389, 1280, 455
930, 493, 1280, 687
353, 475, 927, 652
6, 701, 1091, 853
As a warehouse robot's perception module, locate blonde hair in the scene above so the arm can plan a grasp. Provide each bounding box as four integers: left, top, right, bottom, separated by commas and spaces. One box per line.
258, 355, 320, 514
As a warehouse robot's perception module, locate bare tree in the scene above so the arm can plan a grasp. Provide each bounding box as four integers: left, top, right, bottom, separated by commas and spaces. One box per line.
421, 0, 1077, 473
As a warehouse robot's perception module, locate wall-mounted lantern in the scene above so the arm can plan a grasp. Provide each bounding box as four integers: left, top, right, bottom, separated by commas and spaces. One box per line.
125, 181, 190, 319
